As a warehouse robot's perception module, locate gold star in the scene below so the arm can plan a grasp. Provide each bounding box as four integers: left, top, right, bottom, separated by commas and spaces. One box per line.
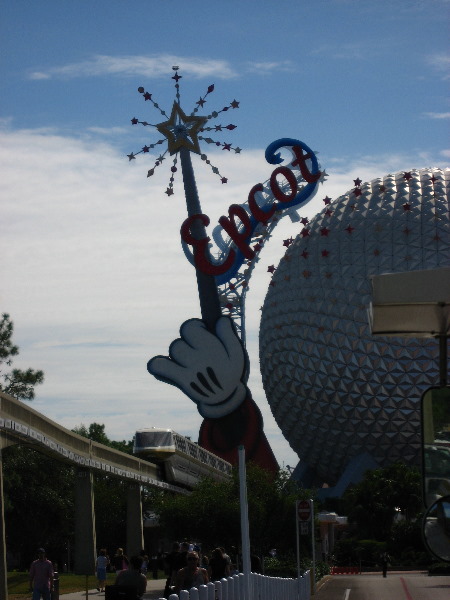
156, 101, 207, 155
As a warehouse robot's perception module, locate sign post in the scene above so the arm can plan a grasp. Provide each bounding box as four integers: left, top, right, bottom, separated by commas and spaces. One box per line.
296, 499, 314, 592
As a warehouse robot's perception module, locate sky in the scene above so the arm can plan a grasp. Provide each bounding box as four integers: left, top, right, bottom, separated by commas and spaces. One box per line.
1, 0, 449, 470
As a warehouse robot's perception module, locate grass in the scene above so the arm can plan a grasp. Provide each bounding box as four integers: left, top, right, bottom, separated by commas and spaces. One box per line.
7, 571, 165, 600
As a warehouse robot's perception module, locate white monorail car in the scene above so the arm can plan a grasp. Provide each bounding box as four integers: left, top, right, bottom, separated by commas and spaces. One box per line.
133, 429, 232, 488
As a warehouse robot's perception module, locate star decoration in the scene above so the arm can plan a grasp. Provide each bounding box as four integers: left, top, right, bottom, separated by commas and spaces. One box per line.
267, 265, 276, 273
403, 202, 411, 211
129, 69, 241, 193
300, 217, 309, 225
323, 196, 332, 205
325, 209, 333, 217
345, 224, 355, 234
301, 228, 310, 238
353, 188, 362, 197
320, 227, 330, 237
301, 250, 309, 259
353, 178, 362, 187
303, 270, 312, 278
156, 102, 207, 155
283, 237, 294, 247
403, 172, 413, 181
321, 249, 330, 257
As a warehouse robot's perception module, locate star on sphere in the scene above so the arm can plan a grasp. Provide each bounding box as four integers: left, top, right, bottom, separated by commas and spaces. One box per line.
156, 102, 207, 156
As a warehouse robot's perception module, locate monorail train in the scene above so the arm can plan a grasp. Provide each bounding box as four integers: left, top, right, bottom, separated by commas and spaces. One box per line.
133, 428, 232, 488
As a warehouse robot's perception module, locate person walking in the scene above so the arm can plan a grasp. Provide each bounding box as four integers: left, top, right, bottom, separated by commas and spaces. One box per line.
380, 552, 390, 577
111, 547, 129, 572
96, 548, 110, 592
29, 548, 54, 600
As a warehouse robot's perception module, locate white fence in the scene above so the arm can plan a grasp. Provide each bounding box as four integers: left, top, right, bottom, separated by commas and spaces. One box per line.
159, 571, 311, 600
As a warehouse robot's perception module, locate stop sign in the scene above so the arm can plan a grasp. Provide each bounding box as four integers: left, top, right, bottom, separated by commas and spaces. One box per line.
297, 500, 311, 522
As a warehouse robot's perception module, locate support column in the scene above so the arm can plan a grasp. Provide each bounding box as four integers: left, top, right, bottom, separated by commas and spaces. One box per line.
74, 468, 96, 575
0, 449, 8, 600
126, 483, 143, 557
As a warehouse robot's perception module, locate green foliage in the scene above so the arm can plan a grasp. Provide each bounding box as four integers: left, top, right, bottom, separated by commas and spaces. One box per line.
342, 462, 423, 541
72, 422, 133, 454
3, 446, 75, 567
153, 464, 313, 557
3, 423, 135, 568
0, 313, 44, 401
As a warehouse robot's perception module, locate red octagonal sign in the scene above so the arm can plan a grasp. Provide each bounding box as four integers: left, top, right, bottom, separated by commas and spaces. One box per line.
297, 500, 311, 522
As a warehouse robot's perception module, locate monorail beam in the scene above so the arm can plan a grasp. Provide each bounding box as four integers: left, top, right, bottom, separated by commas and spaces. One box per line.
0, 449, 8, 600
126, 483, 144, 557
74, 468, 96, 575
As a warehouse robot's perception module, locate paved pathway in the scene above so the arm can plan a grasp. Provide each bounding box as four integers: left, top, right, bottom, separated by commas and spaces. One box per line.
59, 578, 166, 600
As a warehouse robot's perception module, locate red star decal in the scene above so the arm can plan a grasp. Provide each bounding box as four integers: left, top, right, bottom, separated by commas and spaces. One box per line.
222, 143, 232, 151
429, 175, 438, 184
320, 227, 330, 236
403, 172, 412, 181
302, 270, 312, 278
403, 227, 411, 235
144, 92, 152, 101
321, 249, 330, 257
283, 237, 294, 247
131, 117, 138, 125
226, 303, 233, 310
353, 178, 362, 187
325, 209, 333, 217
353, 188, 362, 197
301, 250, 309, 259
230, 99, 240, 108
403, 202, 411, 211
345, 224, 355, 234
300, 217, 309, 225
267, 265, 276, 273
323, 196, 332, 205
142, 145, 150, 153
379, 185, 386, 193
301, 228, 310, 237
215, 125, 222, 132
165, 187, 174, 196
229, 283, 235, 290
350, 204, 357, 211
270, 280, 276, 287
196, 98, 206, 107
172, 73, 182, 82
221, 177, 228, 184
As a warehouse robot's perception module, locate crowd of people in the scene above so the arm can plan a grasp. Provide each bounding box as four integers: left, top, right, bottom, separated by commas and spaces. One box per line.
29, 542, 252, 600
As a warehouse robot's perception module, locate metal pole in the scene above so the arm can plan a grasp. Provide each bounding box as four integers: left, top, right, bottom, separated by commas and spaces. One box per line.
439, 335, 448, 386
311, 499, 316, 595
179, 146, 222, 332
238, 446, 252, 600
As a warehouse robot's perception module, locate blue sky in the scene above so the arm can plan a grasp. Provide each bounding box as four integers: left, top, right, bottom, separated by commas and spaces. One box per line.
1, 0, 449, 470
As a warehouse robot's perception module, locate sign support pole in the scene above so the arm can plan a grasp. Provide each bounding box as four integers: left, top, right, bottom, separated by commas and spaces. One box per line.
311, 498, 316, 595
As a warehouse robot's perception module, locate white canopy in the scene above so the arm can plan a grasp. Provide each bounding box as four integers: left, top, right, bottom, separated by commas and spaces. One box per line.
369, 267, 450, 337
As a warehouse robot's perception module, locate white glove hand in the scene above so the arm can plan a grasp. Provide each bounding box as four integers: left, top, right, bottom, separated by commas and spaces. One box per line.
148, 317, 248, 418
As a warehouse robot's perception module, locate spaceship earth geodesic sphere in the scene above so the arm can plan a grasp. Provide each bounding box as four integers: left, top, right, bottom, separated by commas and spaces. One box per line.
259, 167, 450, 486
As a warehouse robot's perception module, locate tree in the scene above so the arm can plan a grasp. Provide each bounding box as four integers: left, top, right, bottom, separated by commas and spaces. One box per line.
0, 313, 44, 400
72, 422, 133, 454
152, 464, 313, 557
342, 462, 422, 542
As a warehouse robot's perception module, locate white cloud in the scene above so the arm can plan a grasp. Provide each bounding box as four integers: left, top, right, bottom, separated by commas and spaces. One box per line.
423, 112, 450, 119
426, 53, 450, 79
28, 54, 238, 81
245, 61, 296, 74
1, 124, 447, 469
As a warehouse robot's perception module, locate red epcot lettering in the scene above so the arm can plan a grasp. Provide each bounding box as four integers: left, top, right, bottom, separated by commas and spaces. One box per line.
181, 214, 235, 275
248, 183, 275, 224
219, 204, 255, 260
270, 166, 298, 203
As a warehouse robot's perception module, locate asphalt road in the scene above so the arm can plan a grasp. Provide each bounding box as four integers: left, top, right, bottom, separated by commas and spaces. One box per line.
315, 571, 450, 600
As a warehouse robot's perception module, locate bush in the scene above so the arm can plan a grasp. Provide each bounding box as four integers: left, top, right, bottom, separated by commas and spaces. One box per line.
263, 556, 330, 581
428, 562, 450, 575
